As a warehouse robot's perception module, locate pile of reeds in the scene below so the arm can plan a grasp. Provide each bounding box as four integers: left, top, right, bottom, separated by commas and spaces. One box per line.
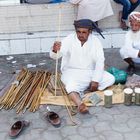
0, 69, 51, 114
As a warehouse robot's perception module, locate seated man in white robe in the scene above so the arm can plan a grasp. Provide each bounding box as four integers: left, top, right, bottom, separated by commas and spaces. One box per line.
120, 11, 140, 75
50, 19, 115, 114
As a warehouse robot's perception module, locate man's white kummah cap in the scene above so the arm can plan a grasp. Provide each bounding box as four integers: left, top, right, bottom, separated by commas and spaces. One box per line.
129, 11, 140, 22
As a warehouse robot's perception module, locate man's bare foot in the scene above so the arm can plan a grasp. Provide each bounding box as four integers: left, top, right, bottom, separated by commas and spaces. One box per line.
78, 103, 89, 114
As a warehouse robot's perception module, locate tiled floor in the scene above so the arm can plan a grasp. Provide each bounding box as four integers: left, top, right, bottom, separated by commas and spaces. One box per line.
0, 49, 140, 140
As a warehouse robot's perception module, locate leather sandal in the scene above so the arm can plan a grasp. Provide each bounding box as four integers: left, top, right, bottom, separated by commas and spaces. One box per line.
120, 19, 129, 31
9, 120, 30, 138
45, 111, 61, 128
127, 65, 136, 75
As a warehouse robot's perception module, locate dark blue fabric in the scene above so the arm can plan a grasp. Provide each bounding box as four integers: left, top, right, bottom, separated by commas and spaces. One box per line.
49, 0, 67, 3
23, 0, 67, 4
74, 19, 93, 30
113, 0, 140, 20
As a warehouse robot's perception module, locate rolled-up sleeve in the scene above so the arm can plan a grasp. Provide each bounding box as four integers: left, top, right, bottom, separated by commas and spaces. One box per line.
50, 50, 62, 60
49, 35, 71, 60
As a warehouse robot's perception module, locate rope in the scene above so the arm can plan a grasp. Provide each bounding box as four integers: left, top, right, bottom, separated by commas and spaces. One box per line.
57, 74, 77, 125
54, 4, 62, 97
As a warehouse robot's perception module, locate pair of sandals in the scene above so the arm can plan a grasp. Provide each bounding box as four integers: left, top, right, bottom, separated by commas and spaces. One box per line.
9, 111, 61, 138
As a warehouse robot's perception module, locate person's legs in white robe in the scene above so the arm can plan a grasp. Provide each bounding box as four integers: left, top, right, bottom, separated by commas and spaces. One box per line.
61, 70, 115, 113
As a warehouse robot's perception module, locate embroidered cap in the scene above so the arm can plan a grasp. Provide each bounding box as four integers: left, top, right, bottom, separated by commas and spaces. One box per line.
129, 11, 140, 22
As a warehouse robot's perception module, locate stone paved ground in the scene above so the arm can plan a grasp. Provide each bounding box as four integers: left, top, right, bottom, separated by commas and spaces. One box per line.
0, 48, 140, 140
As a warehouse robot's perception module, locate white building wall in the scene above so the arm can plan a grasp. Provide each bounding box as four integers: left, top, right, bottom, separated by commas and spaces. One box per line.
0, 1, 139, 55
0, 3, 76, 34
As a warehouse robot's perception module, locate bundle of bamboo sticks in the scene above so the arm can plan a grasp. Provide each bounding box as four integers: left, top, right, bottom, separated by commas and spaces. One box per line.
0, 68, 76, 124
0, 69, 51, 114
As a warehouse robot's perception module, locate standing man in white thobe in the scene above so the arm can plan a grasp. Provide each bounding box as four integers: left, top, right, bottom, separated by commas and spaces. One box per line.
69, 0, 113, 25
50, 19, 115, 114
120, 11, 140, 75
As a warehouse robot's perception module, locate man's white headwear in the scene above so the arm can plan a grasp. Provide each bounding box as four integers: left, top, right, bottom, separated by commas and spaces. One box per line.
129, 11, 140, 22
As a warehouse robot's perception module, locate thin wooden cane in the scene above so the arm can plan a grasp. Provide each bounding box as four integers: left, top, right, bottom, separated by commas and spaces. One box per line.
0, 69, 27, 104
26, 71, 45, 108
30, 72, 51, 112
8, 72, 33, 108
57, 74, 77, 125
12, 73, 35, 110
52, 5, 77, 125
28, 71, 47, 112
57, 74, 76, 113
0, 69, 28, 108
21, 71, 44, 112
34, 72, 51, 111
7, 71, 33, 109
54, 4, 62, 97
4, 71, 32, 110
16, 71, 43, 113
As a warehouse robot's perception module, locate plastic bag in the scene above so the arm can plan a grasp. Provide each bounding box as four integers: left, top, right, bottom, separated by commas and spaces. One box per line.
107, 67, 128, 84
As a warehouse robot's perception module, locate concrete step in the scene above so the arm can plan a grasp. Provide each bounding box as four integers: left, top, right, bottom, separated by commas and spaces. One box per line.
0, 28, 126, 55
0, 1, 139, 34
0, 1, 139, 55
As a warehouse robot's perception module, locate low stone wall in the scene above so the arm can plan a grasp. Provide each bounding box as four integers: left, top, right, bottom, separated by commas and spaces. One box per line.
0, 1, 139, 34
0, 2, 76, 34
0, 1, 139, 55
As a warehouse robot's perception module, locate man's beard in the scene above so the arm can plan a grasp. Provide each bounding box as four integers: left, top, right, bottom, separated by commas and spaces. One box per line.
130, 30, 140, 42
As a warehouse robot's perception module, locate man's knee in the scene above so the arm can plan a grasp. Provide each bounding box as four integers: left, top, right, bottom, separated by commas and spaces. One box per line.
98, 73, 115, 90
123, 0, 131, 10
110, 74, 115, 85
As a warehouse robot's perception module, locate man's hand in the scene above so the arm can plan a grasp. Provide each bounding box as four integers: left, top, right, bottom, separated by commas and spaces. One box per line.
89, 81, 99, 92
52, 41, 61, 53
